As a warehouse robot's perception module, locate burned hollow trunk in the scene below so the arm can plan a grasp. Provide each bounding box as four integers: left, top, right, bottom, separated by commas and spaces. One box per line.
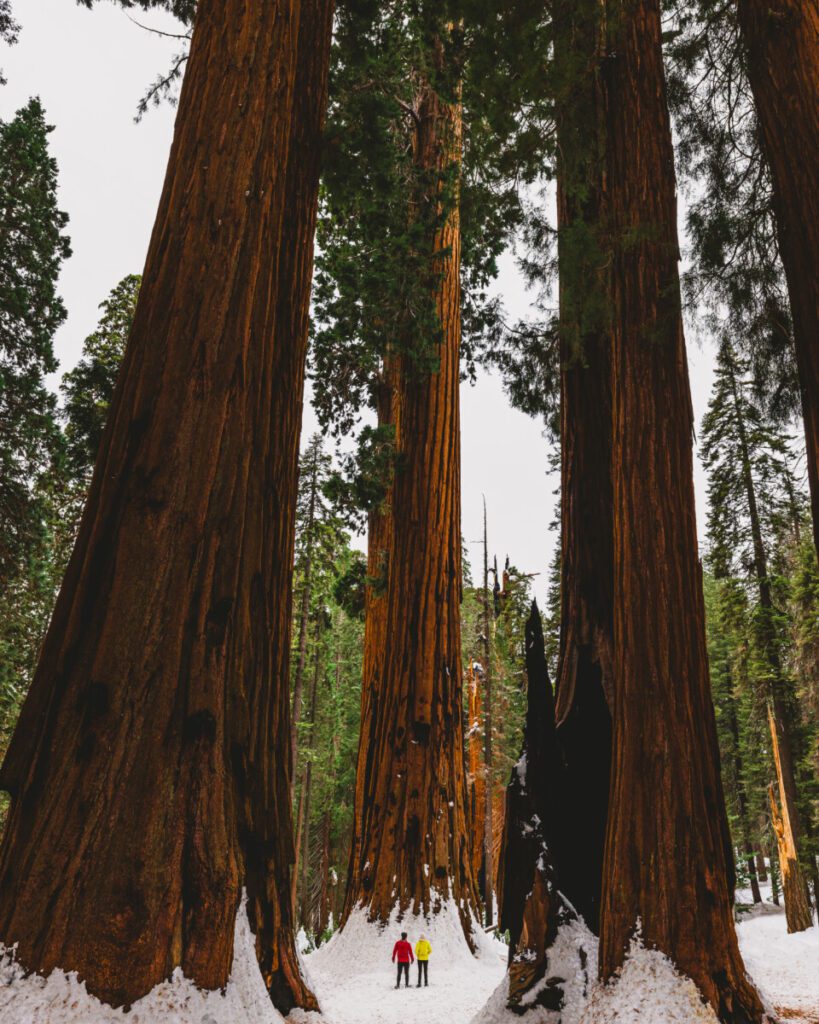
0, 0, 333, 1012
497, 604, 589, 1013
598, 2, 767, 1020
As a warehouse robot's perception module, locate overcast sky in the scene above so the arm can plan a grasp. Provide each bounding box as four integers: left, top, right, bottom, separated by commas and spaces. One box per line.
3, 0, 720, 607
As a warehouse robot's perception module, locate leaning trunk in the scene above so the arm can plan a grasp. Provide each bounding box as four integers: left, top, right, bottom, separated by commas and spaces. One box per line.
736, 0, 819, 560
0, 0, 332, 1012
598, 2, 766, 1019
768, 715, 813, 931
344, 62, 480, 932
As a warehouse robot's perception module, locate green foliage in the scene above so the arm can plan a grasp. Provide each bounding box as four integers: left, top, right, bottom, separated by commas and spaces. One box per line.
61, 274, 139, 479
0, 98, 70, 587
1, 272, 134, 831
0, 0, 19, 85
701, 337, 817, 888
311, 0, 554, 499
664, 1, 799, 424
0, 99, 70, 807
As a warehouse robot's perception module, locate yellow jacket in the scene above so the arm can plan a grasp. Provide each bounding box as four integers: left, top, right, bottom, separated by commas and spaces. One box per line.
415, 939, 432, 961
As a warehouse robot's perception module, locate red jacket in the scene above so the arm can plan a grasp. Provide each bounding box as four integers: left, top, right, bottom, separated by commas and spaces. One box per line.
392, 939, 414, 963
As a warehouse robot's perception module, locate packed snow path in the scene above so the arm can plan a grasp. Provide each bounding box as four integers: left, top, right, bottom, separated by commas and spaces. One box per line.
295, 904, 507, 1024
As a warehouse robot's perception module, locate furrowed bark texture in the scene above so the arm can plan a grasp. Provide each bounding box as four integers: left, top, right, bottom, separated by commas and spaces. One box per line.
598, 3, 767, 1020
344, 74, 480, 932
736, 0, 819, 559
551, 0, 614, 936
343, 361, 400, 922
0, 0, 332, 1011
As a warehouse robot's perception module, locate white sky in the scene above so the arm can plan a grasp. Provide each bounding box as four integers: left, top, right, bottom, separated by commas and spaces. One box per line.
2, 0, 718, 608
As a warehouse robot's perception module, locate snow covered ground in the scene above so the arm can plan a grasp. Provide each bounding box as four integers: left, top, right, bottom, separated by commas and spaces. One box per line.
0, 897, 286, 1024
1, 892, 816, 1023
737, 904, 819, 1023
292, 901, 508, 1024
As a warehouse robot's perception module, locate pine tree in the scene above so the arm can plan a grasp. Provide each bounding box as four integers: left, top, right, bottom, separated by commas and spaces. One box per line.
61, 275, 140, 482
702, 337, 813, 932
0, 0, 333, 1010
0, 98, 70, 589
734, 0, 819, 560
0, 97, 70, 822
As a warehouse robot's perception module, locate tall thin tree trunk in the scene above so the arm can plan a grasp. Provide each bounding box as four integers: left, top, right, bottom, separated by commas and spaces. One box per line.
551, 0, 614, 936
291, 459, 319, 791
598, 2, 766, 1019
482, 499, 494, 926
725, 350, 812, 929
299, 620, 322, 929
736, 0, 819, 560
344, 53, 480, 933
756, 849, 768, 883
292, 613, 324, 917
769, 781, 813, 932
467, 661, 486, 884
0, 0, 333, 1011
725, 684, 762, 904
319, 809, 332, 936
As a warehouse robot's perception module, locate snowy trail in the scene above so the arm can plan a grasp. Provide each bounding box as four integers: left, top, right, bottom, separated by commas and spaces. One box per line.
736, 906, 819, 1024
295, 904, 507, 1024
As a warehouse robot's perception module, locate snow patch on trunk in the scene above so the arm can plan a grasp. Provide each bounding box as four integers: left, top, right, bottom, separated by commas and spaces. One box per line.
0, 895, 284, 1024
472, 922, 723, 1024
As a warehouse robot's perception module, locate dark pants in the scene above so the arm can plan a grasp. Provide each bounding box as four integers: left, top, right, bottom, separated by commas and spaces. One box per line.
396, 961, 410, 987
417, 960, 428, 986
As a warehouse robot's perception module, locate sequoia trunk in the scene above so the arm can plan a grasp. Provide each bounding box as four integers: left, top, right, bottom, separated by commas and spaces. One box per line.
0, 0, 332, 1011
551, 0, 614, 936
344, 359, 399, 921
736, 0, 819, 559
344, 66, 480, 932
598, 2, 766, 1020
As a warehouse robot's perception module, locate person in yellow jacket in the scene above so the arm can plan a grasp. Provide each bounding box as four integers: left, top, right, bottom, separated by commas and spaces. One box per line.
415, 934, 431, 987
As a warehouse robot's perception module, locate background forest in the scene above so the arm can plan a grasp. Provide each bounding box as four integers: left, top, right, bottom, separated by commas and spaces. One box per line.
1, 8, 817, 938
1, 1, 818, 1023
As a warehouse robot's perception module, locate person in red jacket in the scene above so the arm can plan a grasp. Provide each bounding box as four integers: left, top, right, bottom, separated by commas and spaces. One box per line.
392, 931, 414, 989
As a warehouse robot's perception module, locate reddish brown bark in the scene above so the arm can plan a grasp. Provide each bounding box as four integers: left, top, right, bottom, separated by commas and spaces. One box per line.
344, 69, 480, 932
768, 719, 813, 932
344, 359, 400, 921
598, 3, 766, 1020
736, 0, 819, 560
0, 0, 332, 1011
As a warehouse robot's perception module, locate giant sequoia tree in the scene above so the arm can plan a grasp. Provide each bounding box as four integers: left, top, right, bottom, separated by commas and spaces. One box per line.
597, 3, 765, 1018
344, 23, 481, 928
314, 0, 551, 932
0, 0, 333, 1011
550, 0, 613, 935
